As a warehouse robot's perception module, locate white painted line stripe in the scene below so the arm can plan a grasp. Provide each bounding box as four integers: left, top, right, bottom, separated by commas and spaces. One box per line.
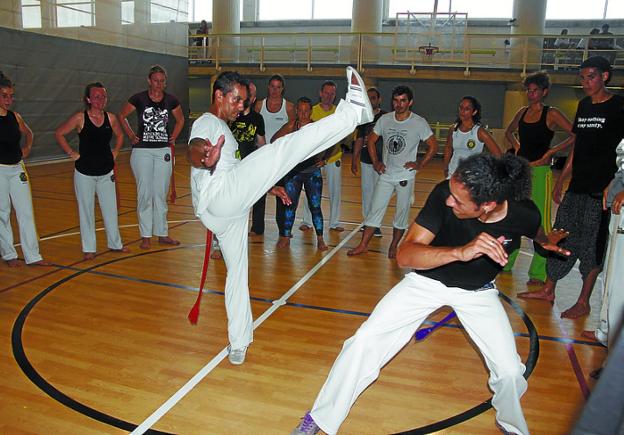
130, 225, 362, 434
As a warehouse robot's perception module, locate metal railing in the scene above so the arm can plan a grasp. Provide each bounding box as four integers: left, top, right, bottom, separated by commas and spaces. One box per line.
188, 31, 624, 75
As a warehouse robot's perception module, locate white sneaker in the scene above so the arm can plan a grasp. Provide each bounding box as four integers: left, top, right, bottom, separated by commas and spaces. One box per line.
227, 345, 247, 365
345, 66, 374, 125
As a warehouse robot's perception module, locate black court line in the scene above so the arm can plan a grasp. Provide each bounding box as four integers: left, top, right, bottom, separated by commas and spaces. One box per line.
11, 248, 185, 434
392, 293, 539, 434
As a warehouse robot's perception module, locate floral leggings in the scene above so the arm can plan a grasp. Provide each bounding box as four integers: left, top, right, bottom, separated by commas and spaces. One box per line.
276, 168, 324, 237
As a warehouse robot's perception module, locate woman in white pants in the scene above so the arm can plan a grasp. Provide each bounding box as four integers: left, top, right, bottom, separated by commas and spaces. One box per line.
0, 71, 49, 267
55, 82, 129, 260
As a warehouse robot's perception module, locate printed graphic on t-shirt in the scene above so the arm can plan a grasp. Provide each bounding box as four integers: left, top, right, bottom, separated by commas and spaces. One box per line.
231, 122, 258, 144
467, 139, 476, 149
142, 107, 169, 142
576, 116, 606, 130
387, 129, 407, 155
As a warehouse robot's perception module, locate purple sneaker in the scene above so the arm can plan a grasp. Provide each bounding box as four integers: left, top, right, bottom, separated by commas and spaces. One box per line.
291, 412, 320, 435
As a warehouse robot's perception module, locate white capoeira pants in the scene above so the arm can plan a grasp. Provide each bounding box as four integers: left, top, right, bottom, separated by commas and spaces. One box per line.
360, 161, 379, 221
310, 272, 529, 435
363, 175, 415, 230
130, 147, 172, 238
190, 100, 359, 349
594, 212, 624, 347
74, 169, 123, 253
302, 159, 342, 229
0, 162, 43, 264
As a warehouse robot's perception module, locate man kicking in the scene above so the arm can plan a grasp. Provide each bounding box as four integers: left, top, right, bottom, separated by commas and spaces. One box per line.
187, 68, 373, 365
292, 154, 570, 435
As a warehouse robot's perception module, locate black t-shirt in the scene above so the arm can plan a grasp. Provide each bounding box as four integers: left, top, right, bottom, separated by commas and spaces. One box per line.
0, 110, 22, 165
230, 109, 265, 159
416, 181, 541, 290
356, 110, 386, 164
570, 94, 624, 194
128, 91, 180, 149
76, 111, 114, 176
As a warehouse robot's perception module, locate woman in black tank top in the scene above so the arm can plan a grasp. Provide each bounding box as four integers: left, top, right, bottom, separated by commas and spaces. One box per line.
56, 82, 124, 163
0, 71, 49, 266
503, 72, 575, 284
55, 82, 128, 260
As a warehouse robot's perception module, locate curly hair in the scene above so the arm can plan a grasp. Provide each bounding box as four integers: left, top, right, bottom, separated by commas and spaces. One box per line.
523, 71, 550, 90
454, 154, 531, 206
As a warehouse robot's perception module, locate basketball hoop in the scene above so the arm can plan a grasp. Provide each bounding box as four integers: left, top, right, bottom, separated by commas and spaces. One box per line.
418, 44, 439, 62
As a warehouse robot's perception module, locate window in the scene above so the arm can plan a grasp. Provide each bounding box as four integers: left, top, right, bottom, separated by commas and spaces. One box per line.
607, 0, 624, 19
151, 0, 188, 23
258, 0, 352, 20
389, 0, 512, 19
312, 0, 352, 19
192, 0, 212, 22
21, 0, 41, 28
56, 0, 94, 27
122, 0, 134, 24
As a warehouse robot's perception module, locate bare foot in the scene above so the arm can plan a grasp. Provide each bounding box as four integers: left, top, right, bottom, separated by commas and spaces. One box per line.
210, 249, 222, 260
330, 226, 345, 232
580, 330, 597, 341
158, 236, 180, 246
317, 237, 328, 251
526, 278, 545, 285
140, 238, 151, 249
6, 258, 22, 267
299, 224, 312, 232
517, 288, 555, 301
28, 259, 52, 266
83, 252, 96, 260
111, 246, 131, 253
561, 303, 590, 319
277, 236, 290, 248
347, 244, 368, 256
388, 246, 397, 259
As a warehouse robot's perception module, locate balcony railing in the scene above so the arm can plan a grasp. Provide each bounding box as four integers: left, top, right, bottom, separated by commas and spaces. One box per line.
189, 31, 624, 76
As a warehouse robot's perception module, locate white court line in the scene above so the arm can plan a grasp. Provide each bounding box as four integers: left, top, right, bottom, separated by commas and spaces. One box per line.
13, 219, 200, 246
130, 225, 362, 434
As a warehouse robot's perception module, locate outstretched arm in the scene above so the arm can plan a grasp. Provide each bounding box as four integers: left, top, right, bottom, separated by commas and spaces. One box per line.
533, 227, 571, 256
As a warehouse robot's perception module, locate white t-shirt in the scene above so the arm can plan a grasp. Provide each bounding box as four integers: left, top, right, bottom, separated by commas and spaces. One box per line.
374, 111, 433, 181
189, 112, 239, 176
448, 124, 484, 177
188, 112, 240, 218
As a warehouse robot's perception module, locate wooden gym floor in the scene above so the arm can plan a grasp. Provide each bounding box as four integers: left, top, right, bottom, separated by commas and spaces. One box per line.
1, 149, 605, 434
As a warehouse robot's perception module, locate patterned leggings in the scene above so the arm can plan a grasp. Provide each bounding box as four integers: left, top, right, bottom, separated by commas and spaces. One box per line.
276, 169, 323, 237
546, 191, 610, 281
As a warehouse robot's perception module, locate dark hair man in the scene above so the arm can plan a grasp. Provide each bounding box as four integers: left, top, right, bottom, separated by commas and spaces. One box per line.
293, 153, 570, 435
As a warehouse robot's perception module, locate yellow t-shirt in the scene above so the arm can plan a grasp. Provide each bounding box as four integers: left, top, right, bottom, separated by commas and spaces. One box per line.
311, 103, 342, 164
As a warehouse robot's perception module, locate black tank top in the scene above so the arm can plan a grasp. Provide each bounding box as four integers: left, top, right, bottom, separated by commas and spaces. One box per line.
0, 110, 23, 165
76, 111, 114, 176
518, 105, 555, 163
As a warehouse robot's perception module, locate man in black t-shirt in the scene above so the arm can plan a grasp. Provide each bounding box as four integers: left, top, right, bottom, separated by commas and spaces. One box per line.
520, 56, 624, 319
292, 154, 569, 435
229, 81, 267, 237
